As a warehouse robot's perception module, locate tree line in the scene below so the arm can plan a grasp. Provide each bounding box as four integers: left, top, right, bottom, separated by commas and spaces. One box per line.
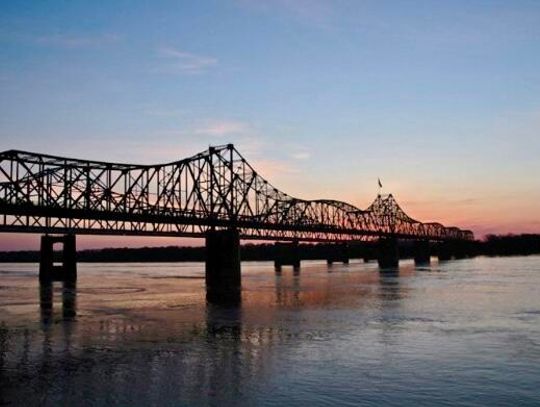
0, 234, 538, 263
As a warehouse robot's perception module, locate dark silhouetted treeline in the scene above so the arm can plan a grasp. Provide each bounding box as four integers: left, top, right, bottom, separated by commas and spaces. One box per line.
0, 234, 538, 263
479, 234, 540, 256
0, 243, 371, 263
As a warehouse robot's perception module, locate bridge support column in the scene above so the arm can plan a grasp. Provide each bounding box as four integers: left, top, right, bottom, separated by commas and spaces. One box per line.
274, 241, 300, 272
414, 240, 431, 265
362, 243, 376, 263
437, 241, 453, 261
463, 240, 476, 258
453, 240, 467, 259
377, 237, 399, 269
205, 229, 241, 305
39, 234, 77, 283
326, 243, 349, 265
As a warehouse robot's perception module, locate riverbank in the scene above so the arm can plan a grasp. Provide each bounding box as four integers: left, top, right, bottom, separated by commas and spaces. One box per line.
0, 234, 538, 263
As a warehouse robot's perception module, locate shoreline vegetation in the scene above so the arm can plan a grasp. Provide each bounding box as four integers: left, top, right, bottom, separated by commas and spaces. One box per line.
0, 234, 538, 263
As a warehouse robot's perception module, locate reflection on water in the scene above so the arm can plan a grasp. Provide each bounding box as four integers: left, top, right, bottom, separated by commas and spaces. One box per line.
274, 270, 301, 307
378, 271, 401, 302
39, 281, 77, 324
1, 257, 540, 406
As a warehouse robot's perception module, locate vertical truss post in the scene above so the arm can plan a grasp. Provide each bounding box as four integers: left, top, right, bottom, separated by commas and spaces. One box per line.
227, 144, 235, 224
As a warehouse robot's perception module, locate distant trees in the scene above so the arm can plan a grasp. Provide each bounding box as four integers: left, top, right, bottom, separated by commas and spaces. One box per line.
482, 234, 540, 256
0, 234, 538, 263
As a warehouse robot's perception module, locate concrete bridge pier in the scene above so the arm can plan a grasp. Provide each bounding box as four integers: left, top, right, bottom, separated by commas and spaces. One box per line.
453, 240, 468, 259
437, 241, 453, 261
39, 234, 77, 283
205, 229, 241, 305
361, 243, 375, 263
414, 240, 431, 265
463, 240, 476, 258
326, 243, 349, 265
274, 241, 300, 272
377, 237, 399, 269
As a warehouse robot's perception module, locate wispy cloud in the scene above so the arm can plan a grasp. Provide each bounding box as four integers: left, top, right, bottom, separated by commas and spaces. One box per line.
184, 121, 301, 179
35, 33, 121, 48
156, 46, 217, 74
195, 120, 250, 136
291, 151, 310, 160
253, 159, 300, 178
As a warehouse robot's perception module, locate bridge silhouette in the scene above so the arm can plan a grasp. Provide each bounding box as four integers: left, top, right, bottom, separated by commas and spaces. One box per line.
0, 144, 473, 303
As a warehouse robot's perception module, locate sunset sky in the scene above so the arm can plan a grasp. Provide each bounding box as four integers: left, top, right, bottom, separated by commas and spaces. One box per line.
1, 1, 539, 250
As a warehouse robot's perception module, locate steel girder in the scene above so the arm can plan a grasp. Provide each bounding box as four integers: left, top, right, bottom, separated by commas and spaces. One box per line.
0, 144, 474, 242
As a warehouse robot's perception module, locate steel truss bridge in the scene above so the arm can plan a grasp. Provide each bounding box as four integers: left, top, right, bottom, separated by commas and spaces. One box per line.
0, 144, 473, 242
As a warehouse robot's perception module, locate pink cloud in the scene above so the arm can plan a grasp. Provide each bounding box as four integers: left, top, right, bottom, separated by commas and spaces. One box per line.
195, 120, 250, 136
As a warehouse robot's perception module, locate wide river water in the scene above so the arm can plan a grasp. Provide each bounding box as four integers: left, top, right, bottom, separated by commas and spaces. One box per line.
1, 256, 539, 406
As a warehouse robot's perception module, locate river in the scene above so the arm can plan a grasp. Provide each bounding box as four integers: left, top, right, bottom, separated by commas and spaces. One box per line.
1, 256, 539, 406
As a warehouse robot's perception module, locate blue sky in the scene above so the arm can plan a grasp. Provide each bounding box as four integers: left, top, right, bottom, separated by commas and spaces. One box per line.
1, 0, 540, 249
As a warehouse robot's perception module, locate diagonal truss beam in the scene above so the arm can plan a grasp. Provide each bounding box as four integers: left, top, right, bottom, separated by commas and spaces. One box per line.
0, 144, 474, 242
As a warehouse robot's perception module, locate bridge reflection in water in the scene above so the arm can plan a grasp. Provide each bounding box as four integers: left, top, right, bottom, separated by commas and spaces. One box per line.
3, 260, 414, 406
2, 258, 538, 406
0, 144, 474, 303
39, 280, 76, 323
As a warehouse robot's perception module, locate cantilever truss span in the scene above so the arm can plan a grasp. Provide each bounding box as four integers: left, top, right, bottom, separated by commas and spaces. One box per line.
0, 144, 473, 242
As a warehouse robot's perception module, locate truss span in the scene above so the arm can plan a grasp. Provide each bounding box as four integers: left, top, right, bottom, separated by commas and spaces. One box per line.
0, 144, 473, 242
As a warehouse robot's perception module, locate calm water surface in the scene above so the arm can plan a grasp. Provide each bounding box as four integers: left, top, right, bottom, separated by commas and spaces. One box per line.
1, 256, 540, 406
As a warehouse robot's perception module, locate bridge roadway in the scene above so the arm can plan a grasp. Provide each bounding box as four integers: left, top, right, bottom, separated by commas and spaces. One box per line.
0, 144, 474, 303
